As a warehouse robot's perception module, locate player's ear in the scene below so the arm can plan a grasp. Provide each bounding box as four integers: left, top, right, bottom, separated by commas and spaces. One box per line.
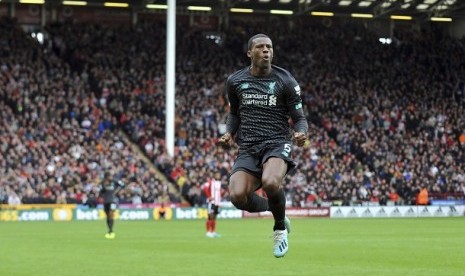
247, 50, 251, 58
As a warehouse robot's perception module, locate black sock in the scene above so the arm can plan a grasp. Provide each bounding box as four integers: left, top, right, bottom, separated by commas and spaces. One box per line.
107, 218, 114, 232
243, 193, 269, 213
268, 188, 286, 231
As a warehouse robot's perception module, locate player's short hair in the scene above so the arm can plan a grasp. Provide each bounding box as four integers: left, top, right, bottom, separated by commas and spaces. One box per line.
248, 34, 271, 50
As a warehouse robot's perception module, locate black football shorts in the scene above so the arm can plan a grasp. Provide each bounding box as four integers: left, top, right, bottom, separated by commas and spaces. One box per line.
103, 202, 117, 215
231, 142, 296, 180
207, 202, 219, 215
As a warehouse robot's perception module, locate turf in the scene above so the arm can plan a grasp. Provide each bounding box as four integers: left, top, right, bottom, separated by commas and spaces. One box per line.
1, 217, 464, 276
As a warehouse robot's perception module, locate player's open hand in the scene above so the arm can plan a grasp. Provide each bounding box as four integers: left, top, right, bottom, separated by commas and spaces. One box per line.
217, 133, 234, 149
294, 132, 306, 147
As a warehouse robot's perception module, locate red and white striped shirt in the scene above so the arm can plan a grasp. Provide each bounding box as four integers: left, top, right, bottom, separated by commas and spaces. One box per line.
203, 179, 222, 205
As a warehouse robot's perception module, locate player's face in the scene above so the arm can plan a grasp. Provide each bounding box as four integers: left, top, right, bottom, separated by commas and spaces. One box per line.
248, 37, 273, 69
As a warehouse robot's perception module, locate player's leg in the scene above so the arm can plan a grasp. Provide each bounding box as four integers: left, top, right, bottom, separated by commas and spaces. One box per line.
211, 205, 221, 237
262, 158, 287, 231
206, 203, 214, 237
261, 143, 295, 234
206, 220, 213, 237
109, 210, 115, 231
262, 157, 289, 257
284, 216, 291, 234
104, 203, 114, 239
229, 150, 270, 212
108, 210, 114, 230
229, 171, 268, 212
106, 203, 116, 238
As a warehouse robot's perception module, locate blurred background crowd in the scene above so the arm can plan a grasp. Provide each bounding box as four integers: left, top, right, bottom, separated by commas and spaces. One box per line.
1, 16, 464, 207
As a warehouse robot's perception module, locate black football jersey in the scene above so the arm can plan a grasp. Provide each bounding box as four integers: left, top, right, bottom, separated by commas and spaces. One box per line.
99, 180, 125, 204
226, 65, 307, 147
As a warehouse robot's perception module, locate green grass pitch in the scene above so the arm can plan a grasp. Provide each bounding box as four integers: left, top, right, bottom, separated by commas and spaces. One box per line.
1, 217, 464, 276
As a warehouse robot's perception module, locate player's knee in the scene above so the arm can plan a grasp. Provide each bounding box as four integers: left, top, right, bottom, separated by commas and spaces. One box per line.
261, 175, 282, 195
230, 191, 248, 210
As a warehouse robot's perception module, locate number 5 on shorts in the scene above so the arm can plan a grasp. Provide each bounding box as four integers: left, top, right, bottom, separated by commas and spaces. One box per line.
281, 143, 291, 157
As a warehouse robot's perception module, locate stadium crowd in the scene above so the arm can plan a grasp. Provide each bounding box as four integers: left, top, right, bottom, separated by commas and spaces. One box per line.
0, 18, 177, 206
1, 16, 464, 207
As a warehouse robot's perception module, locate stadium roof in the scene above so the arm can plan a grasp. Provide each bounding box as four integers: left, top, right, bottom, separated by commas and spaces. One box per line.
5, 0, 465, 19
152, 0, 465, 18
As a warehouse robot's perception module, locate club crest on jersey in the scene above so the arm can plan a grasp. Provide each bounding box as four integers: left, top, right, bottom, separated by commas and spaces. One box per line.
240, 83, 249, 90
268, 81, 276, 94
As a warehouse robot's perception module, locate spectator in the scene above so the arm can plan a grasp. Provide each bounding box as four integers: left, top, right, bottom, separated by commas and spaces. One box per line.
416, 186, 429, 205
7, 190, 21, 206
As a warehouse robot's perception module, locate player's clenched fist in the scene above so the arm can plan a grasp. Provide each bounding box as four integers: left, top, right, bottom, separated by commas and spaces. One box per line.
218, 132, 234, 149
294, 132, 306, 147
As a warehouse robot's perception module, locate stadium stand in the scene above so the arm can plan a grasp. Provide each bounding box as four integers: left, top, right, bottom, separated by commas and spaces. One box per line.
1, 15, 464, 207
0, 17, 178, 205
